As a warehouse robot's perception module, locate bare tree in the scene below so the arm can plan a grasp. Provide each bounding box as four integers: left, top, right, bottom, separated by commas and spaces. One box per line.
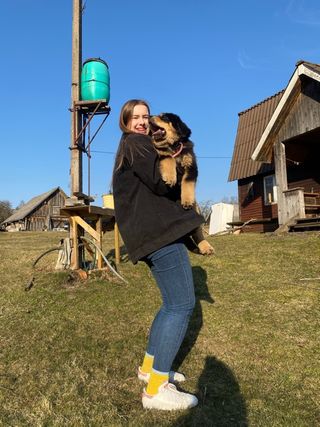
198, 200, 215, 223
0, 200, 13, 224
198, 196, 239, 224
15, 200, 25, 210
221, 196, 238, 205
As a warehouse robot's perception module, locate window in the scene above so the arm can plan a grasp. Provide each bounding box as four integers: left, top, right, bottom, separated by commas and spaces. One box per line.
247, 181, 254, 200
263, 175, 277, 205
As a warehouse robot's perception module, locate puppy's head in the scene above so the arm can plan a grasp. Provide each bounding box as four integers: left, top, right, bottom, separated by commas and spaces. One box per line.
149, 113, 191, 149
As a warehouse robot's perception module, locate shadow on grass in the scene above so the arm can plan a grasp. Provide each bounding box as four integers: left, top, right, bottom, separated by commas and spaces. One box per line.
173, 266, 214, 369
173, 266, 248, 426
173, 356, 248, 427
106, 244, 129, 263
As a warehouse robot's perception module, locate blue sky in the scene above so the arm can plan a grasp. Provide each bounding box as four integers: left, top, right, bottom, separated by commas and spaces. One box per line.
1, 0, 320, 208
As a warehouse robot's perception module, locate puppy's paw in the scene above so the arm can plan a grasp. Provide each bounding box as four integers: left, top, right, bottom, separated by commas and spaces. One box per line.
160, 158, 177, 187
162, 172, 177, 187
181, 181, 195, 209
198, 240, 215, 255
181, 196, 195, 209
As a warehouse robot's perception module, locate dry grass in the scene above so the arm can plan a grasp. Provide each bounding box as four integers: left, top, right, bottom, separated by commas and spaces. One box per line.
0, 231, 319, 426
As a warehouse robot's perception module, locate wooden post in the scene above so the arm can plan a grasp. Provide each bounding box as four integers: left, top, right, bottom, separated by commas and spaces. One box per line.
274, 141, 288, 225
70, 0, 83, 269
70, 217, 79, 269
96, 217, 103, 269
114, 222, 120, 265
70, 0, 83, 196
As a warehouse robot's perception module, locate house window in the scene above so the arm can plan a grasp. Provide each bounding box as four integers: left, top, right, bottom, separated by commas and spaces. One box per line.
263, 175, 277, 205
247, 181, 254, 200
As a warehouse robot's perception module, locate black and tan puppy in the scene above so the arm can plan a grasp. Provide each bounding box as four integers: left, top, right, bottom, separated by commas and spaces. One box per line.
149, 113, 214, 255
149, 113, 196, 208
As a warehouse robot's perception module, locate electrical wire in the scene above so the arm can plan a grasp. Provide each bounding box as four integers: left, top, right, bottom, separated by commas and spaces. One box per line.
90, 149, 231, 159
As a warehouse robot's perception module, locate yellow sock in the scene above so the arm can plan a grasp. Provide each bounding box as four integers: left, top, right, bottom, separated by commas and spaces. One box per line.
146, 369, 169, 396
140, 352, 154, 374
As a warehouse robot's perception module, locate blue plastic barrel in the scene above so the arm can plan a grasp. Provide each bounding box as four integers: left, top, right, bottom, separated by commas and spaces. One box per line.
81, 58, 110, 102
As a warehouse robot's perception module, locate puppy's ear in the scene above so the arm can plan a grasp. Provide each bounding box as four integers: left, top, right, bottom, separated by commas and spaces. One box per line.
176, 117, 191, 140
164, 113, 191, 140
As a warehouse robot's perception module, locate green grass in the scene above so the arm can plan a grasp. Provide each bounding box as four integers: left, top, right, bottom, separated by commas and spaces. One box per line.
0, 231, 319, 426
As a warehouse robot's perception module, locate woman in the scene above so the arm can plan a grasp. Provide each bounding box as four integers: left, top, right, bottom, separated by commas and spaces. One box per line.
112, 99, 204, 410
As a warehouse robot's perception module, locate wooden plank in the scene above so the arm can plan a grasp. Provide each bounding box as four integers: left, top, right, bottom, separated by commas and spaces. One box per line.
73, 215, 100, 241
274, 141, 288, 225
60, 205, 114, 219
296, 216, 320, 223
284, 188, 305, 221
75, 99, 108, 106
96, 217, 103, 269
304, 192, 319, 197
74, 99, 111, 112
227, 221, 244, 226
70, 217, 79, 269
305, 205, 320, 211
114, 222, 120, 265
89, 206, 114, 216
73, 192, 95, 202
292, 222, 320, 229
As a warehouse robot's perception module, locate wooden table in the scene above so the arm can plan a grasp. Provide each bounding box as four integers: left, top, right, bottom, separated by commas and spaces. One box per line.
60, 205, 120, 269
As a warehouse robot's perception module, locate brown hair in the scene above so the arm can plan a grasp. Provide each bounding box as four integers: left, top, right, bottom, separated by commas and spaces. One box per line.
113, 99, 151, 173
119, 99, 150, 133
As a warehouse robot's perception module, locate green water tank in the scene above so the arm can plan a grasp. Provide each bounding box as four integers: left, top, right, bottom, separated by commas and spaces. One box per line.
81, 58, 110, 102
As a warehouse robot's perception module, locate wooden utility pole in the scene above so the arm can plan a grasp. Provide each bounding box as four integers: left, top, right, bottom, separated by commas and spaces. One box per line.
64, 1, 119, 270
70, 0, 83, 196
69, 0, 83, 269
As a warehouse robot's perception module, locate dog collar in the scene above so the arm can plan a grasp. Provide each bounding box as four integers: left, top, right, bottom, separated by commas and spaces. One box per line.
171, 142, 184, 158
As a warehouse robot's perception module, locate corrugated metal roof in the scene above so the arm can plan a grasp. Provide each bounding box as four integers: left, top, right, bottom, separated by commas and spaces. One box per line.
2, 187, 66, 224
228, 90, 284, 181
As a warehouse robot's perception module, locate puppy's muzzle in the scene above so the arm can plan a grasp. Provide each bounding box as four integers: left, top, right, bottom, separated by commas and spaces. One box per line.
149, 119, 167, 141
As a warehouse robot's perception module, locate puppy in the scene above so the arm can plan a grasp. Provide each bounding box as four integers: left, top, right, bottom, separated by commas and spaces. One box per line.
149, 113, 196, 208
149, 113, 214, 255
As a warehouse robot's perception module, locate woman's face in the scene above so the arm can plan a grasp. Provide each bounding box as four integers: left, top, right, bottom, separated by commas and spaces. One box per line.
128, 104, 150, 135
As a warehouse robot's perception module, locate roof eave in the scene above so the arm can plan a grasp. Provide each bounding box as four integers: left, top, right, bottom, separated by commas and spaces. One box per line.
251, 63, 320, 162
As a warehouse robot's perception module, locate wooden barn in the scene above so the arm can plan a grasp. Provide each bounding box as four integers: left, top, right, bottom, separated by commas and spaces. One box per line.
229, 60, 320, 232
2, 187, 69, 232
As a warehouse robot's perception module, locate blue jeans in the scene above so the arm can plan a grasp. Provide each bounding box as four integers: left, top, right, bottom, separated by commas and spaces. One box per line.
144, 242, 195, 373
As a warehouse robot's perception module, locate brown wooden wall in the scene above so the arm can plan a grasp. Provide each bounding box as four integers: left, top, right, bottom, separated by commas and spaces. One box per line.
239, 176, 277, 219
26, 190, 67, 231
238, 175, 278, 232
239, 170, 320, 232
288, 176, 320, 194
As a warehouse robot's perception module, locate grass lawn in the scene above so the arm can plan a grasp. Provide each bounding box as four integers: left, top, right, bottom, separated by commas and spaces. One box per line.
0, 230, 319, 426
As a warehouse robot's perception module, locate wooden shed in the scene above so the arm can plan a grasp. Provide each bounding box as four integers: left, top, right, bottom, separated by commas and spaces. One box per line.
229, 60, 320, 232
2, 187, 69, 231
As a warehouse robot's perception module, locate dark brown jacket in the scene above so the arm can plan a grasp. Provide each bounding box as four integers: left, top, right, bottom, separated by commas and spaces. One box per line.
113, 133, 204, 263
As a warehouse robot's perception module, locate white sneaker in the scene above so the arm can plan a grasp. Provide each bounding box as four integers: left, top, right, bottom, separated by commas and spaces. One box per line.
142, 382, 198, 410
138, 367, 186, 384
